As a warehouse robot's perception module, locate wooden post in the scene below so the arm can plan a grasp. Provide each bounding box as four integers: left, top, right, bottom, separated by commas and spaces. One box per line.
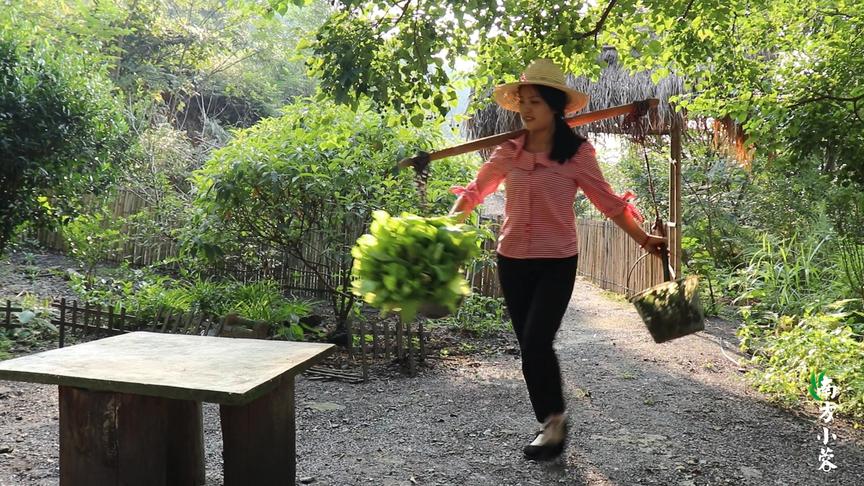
71, 301, 78, 346
406, 318, 415, 376
418, 319, 425, 365
119, 307, 126, 333
59, 298, 66, 348
59, 386, 205, 486
670, 115, 683, 277
94, 304, 102, 333
396, 316, 404, 364
83, 302, 91, 337
384, 320, 391, 361
372, 320, 379, 359
358, 318, 368, 382
220, 376, 296, 486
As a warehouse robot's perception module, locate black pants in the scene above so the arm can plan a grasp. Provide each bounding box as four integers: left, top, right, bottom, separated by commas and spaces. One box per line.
497, 253, 579, 423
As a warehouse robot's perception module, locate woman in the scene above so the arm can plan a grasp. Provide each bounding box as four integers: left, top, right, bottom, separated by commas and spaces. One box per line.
449, 59, 667, 461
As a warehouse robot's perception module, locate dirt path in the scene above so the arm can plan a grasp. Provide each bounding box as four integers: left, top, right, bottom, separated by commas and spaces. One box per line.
2, 274, 863, 485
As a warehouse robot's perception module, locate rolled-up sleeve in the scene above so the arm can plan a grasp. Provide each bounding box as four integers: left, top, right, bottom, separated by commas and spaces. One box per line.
573, 143, 645, 222
450, 143, 513, 213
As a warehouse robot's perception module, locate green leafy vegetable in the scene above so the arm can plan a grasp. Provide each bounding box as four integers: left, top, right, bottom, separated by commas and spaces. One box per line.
351, 210, 485, 322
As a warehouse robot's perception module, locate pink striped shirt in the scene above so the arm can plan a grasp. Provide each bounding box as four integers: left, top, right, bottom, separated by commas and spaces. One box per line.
451, 134, 643, 259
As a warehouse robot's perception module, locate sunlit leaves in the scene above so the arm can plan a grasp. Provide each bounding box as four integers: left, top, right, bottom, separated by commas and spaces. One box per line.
0, 37, 127, 255
350, 210, 484, 322
298, 0, 861, 187
189, 97, 475, 262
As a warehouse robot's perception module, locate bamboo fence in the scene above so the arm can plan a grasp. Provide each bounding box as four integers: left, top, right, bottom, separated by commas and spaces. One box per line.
35, 189, 664, 298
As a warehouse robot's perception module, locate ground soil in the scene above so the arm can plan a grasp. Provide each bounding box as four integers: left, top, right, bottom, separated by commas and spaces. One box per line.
1, 250, 863, 485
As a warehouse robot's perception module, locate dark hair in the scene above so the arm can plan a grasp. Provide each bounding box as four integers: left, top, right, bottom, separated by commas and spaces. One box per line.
532, 84, 587, 164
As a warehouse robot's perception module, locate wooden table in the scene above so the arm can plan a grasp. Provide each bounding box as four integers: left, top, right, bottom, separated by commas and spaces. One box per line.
0, 331, 334, 486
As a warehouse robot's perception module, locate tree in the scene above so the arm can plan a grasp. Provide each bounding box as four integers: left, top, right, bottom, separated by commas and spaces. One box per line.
288, 1, 862, 177
0, 37, 127, 255
286, 0, 864, 242
9, 0, 331, 135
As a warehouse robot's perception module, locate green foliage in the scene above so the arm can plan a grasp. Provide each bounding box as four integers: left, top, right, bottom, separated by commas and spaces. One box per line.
435, 294, 510, 337
727, 220, 864, 424
658, 141, 861, 317
0, 1, 332, 261
9, 0, 328, 114
220, 281, 315, 340
837, 240, 864, 302
0, 35, 127, 255
125, 124, 204, 194
307, 8, 454, 118
70, 268, 184, 316
729, 227, 840, 319
2, 294, 59, 349
300, 0, 625, 116
740, 312, 864, 424
293, 0, 864, 195
188, 98, 475, 327
191, 98, 457, 235
0, 333, 10, 360
63, 209, 126, 282
351, 211, 486, 322
69, 269, 315, 340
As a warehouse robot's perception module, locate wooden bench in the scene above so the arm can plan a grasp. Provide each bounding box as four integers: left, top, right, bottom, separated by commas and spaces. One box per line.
0, 331, 334, 485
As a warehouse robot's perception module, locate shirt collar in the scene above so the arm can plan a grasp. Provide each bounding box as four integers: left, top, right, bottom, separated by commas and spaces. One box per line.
509, 133, 554, 170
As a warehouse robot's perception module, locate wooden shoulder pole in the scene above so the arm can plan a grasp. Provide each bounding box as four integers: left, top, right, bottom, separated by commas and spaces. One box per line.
396, 99, 660, 170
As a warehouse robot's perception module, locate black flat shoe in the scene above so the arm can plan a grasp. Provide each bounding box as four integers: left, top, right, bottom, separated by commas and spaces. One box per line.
523, 420, 568, 461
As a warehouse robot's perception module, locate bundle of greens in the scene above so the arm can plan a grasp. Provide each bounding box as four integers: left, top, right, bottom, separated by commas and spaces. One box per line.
351, 210, 485, 321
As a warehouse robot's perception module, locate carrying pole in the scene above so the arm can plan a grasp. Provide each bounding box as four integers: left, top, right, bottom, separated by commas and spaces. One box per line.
396, 99, 660, 172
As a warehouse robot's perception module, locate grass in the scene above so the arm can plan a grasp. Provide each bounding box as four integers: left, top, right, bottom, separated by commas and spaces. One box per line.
599, 289, 629, 304
0, 334, 11, 360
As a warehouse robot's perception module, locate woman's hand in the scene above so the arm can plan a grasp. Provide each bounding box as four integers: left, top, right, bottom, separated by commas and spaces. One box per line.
641, 234, 667, 258
448, 197, 471, 223
450, 212, 470, 224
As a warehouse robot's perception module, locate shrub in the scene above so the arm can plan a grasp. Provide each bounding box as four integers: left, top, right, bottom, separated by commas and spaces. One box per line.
435, 294, 510, 337
188, 98, 476, 328
0, 333, 11, 360
0, 36, 126, 255
740, 312, 864, 425
0, 294, 59, 350
63, 209, 126, 282
69, 271, 314, 340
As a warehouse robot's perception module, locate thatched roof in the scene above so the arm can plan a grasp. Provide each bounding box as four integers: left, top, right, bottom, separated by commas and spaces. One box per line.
463, 46, 686, 143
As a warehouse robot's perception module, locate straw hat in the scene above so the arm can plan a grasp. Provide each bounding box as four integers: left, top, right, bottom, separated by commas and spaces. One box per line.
493, 59, 589, 115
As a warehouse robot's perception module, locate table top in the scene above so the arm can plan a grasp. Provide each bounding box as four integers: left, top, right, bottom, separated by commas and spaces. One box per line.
0, 332, 335, 405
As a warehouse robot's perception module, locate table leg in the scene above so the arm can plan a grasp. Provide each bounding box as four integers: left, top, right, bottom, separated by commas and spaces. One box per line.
59, 386, 205, 486
219, 376, 295, 486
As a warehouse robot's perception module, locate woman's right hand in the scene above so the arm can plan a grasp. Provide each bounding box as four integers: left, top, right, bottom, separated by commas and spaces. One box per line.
448, 197, 471, 223
449, 210, 470, 224
642, 235, 667, 258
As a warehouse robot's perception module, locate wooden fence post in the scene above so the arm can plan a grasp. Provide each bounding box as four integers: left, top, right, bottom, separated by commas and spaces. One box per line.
59, 298, 66, 348
119, 307, 126, 333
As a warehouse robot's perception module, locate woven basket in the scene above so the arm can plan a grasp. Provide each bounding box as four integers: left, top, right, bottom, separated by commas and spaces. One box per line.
630, 274, 704, 343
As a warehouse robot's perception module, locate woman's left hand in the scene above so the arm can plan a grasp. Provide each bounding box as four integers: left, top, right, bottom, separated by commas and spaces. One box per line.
641, 235, 667, 258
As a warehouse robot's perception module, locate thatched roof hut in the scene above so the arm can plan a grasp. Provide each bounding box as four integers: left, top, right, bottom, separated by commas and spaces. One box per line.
463, 46, 686, 143
462, 46, 751, 166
